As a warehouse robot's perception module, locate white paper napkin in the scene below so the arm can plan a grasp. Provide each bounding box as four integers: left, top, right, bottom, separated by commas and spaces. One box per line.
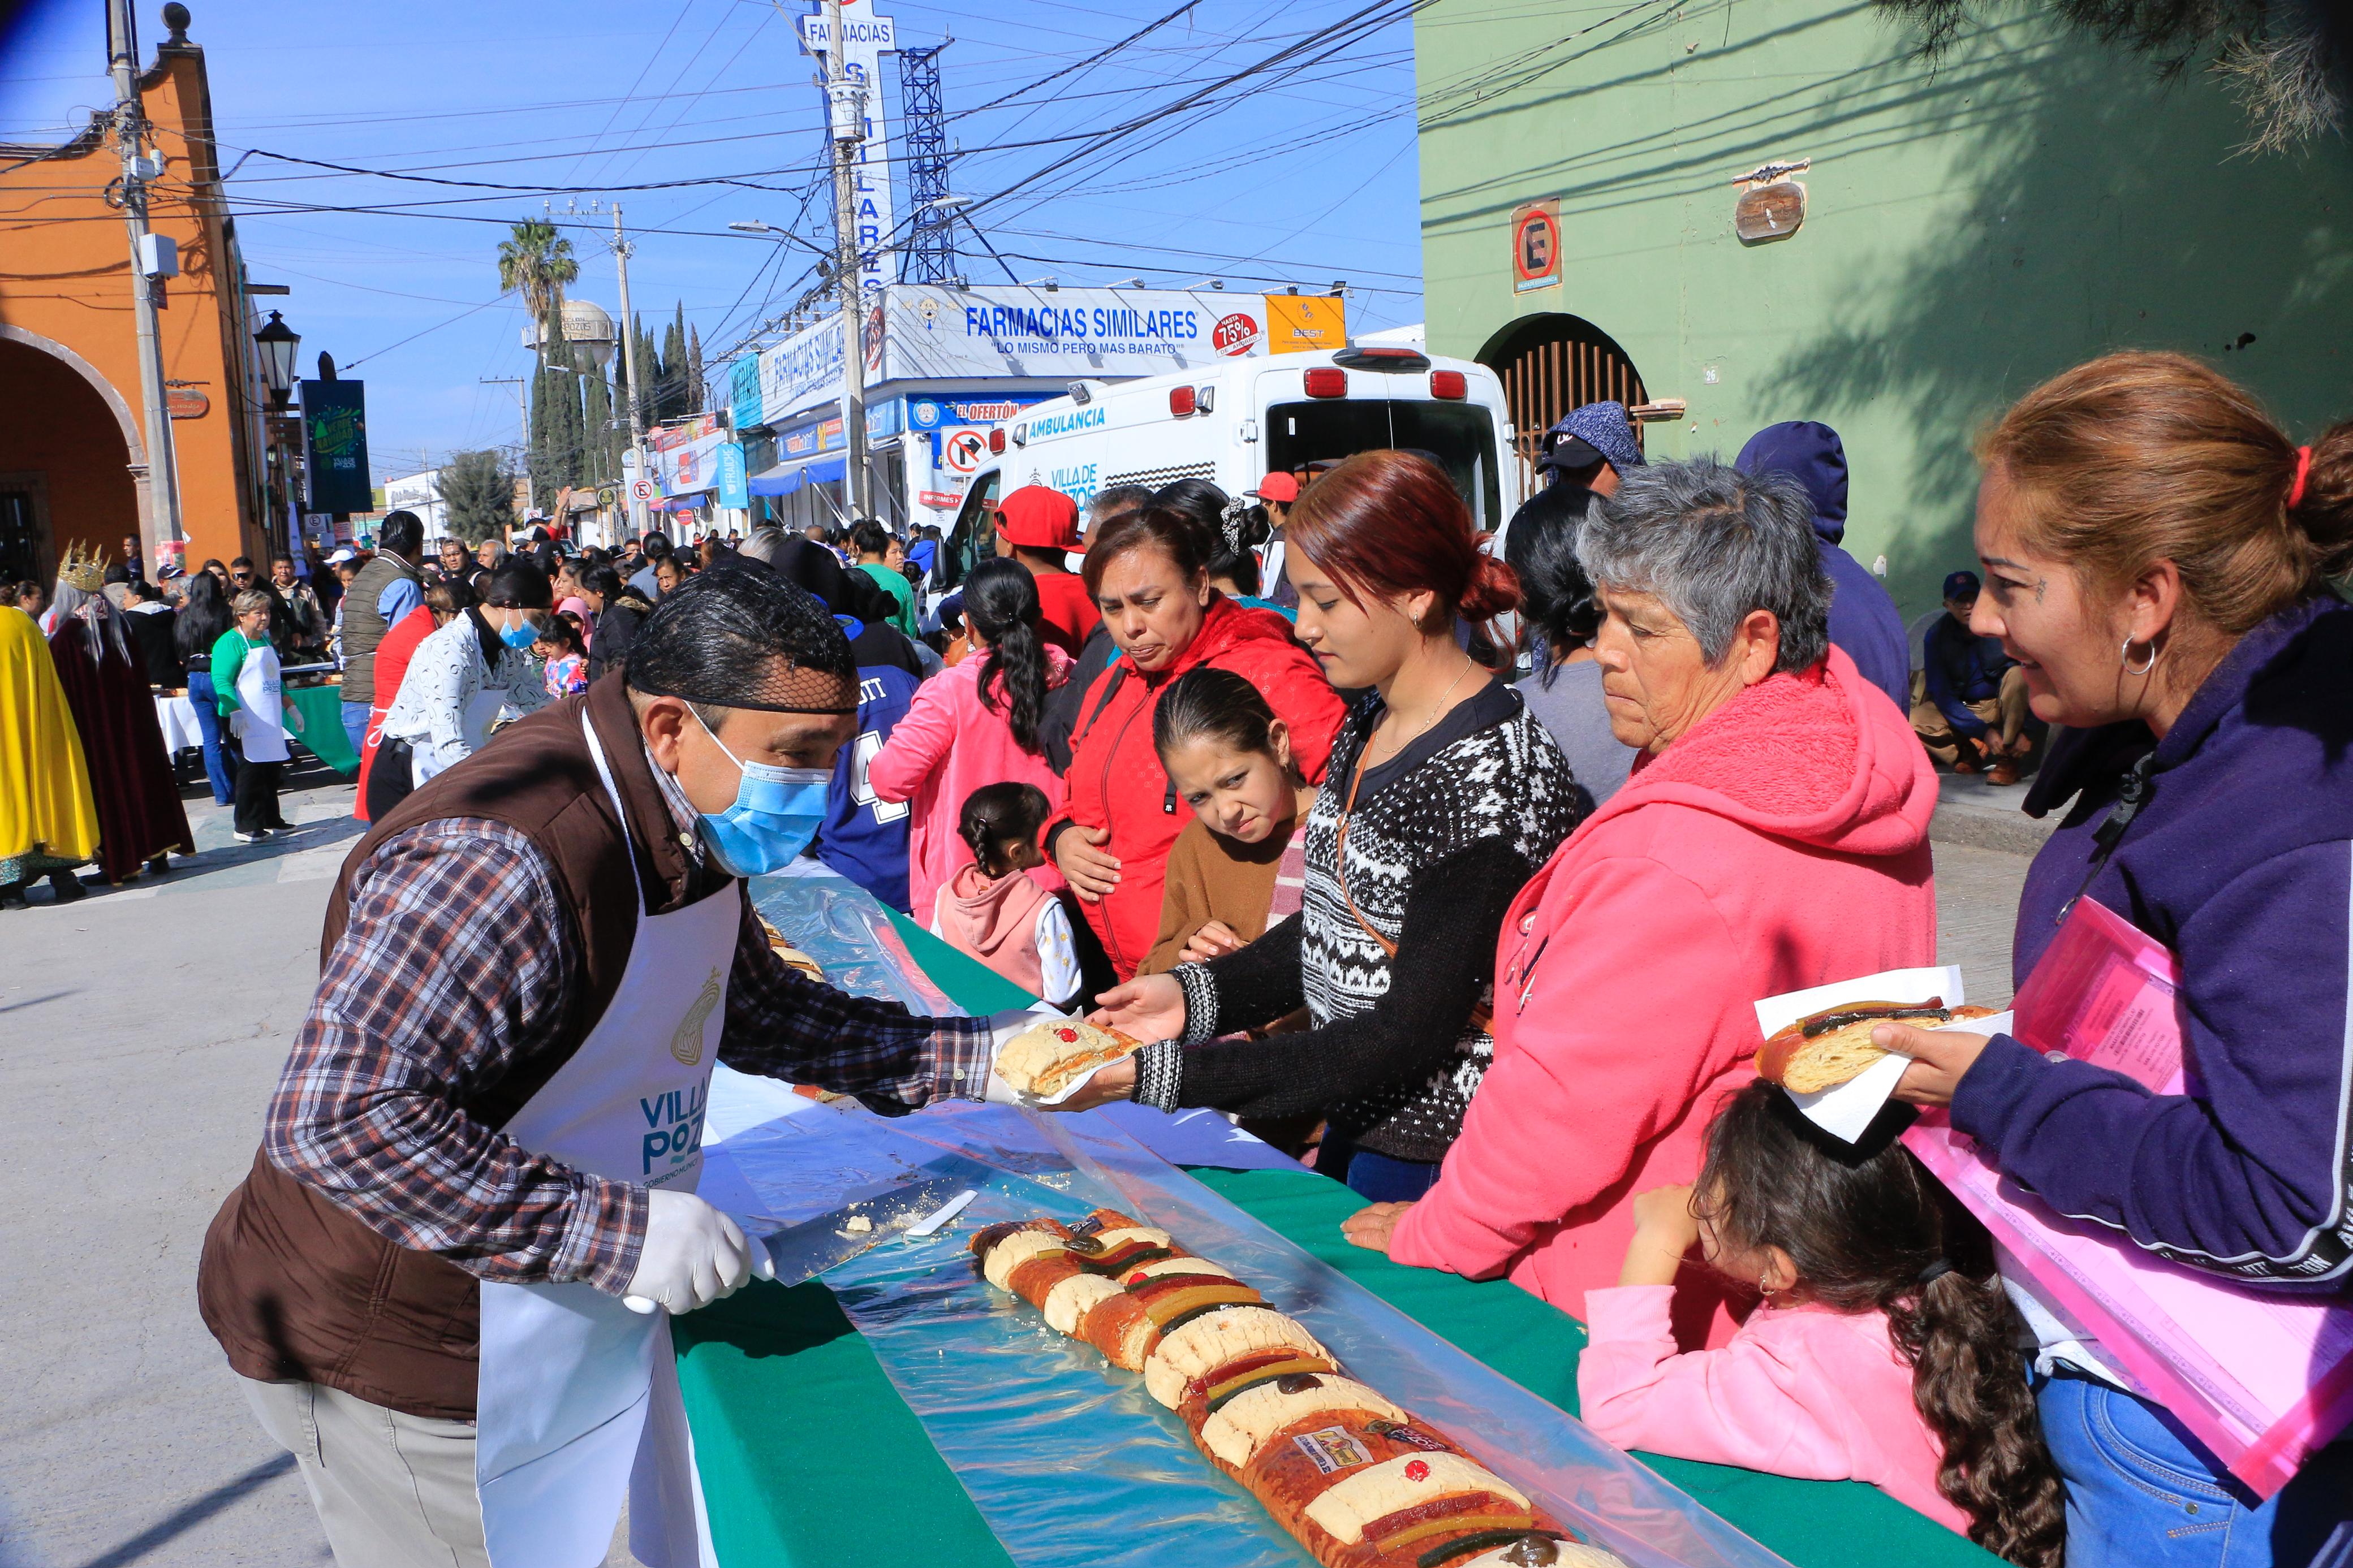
1751, 966, 1998, 1142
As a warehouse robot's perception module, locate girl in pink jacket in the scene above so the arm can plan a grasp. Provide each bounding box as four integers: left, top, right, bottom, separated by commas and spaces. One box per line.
868, 559, 1072, 922
1578, 1080, 2064, 1566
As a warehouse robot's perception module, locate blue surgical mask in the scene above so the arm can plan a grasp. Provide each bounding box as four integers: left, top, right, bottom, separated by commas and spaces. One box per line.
498, 615, 540, 650
687, 709, 831, 877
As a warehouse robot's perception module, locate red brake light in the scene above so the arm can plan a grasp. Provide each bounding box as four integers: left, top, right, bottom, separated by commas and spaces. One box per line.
988, 427, 1006, 453
1303, 367, 1347, 399
1169, 385, 1197, 417
1429, 370, 1467, 400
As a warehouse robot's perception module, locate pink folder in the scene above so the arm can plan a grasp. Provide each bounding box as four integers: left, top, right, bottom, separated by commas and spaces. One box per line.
1902, 896, 2353, 1497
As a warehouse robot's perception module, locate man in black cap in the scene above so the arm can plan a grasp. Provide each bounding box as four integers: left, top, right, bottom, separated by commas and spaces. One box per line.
1911, 569, 2031, 784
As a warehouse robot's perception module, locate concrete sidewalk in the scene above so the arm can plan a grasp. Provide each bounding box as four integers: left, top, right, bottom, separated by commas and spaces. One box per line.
0, 766, 2035, 1566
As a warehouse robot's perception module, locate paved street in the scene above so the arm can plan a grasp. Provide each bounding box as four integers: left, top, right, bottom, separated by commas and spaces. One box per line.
0, 764, 2027, 1568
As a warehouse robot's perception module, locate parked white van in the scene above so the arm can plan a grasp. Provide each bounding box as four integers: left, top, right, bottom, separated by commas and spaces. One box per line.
938, 345, 1517, 585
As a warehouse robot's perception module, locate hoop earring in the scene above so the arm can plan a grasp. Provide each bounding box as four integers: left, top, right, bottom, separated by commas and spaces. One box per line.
1758, 1273, 1774, 1300
2121, 634, 2158, 676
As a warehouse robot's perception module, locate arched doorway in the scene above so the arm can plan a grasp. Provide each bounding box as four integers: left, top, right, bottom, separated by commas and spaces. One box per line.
1477, 313, 1647, 493
0, 328, 144, 588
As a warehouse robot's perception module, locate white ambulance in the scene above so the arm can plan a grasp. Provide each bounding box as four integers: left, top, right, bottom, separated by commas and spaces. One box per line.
938, 345, 1518, 585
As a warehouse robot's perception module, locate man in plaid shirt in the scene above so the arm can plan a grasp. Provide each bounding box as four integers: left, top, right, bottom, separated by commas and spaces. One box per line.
199, 563, 1027, 1568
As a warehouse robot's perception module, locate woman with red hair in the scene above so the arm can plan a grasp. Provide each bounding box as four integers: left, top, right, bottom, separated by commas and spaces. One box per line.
1063, 451, 1581, 1200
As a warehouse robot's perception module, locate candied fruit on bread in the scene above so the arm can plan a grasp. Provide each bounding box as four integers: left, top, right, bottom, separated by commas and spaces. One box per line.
996, 1020, 1145, 1098
1145, 1306, 1330, 1409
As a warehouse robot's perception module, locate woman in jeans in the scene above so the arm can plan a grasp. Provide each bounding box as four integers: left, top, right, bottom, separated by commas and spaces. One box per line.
175, 569, 238, 806
1878, 353, 2353, 1566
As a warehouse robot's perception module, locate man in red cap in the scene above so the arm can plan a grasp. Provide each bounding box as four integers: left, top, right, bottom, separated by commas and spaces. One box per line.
1251, 470, 1303, 611
993, 485, 1100, 657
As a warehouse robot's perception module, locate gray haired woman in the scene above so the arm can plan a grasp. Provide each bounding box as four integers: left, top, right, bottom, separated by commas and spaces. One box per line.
1343, 457, 1943, 1350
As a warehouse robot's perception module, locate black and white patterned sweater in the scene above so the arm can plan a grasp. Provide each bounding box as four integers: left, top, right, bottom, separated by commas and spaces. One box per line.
1133, 682, 1581, 1163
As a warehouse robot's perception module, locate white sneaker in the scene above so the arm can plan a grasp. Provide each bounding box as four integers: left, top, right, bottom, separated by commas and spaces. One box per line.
232, 829, 270, 844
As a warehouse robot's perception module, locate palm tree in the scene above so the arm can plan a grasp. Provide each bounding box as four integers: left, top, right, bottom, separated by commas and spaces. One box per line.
497, 218, 579, 362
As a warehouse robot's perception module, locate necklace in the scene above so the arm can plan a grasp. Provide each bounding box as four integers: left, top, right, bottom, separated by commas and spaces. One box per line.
1368, 655, 1476, 767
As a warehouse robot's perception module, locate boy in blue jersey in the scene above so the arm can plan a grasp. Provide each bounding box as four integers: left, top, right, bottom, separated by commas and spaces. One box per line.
812, 612, 926, 910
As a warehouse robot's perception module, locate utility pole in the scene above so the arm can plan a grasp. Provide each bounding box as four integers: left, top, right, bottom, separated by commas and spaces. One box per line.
106, 0, 183, 565
481, 376, 530, 520
612, 205, 649, 542
823, 0, 870, 519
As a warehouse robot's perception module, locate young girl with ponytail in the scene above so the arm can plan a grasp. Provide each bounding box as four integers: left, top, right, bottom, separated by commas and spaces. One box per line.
869, 556, 1073, 923
1580, 1079, 2065, 1567
1067, 451, 1581, 1201
1140, 666, 1316, 975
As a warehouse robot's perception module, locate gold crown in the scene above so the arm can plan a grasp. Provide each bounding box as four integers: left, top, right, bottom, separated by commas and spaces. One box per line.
57, 544, 108, 593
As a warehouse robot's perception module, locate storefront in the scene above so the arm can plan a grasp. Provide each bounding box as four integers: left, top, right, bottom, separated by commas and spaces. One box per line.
727, 283, 1294, 534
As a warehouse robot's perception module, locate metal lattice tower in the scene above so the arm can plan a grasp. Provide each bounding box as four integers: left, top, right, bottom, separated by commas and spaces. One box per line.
897, 42, 956, 284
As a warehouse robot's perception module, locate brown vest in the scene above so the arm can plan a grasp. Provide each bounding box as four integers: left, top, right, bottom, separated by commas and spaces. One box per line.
340, 551, 421, 703
196, 673, 738, 1419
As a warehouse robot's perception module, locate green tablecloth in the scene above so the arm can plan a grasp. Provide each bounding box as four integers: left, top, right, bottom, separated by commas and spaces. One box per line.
286, 683, 359, 775
674, 913, 1996, 1568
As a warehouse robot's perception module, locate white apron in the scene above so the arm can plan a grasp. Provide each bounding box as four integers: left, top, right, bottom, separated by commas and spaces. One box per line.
232, 638, 288, 764
475, 715, 737, 1568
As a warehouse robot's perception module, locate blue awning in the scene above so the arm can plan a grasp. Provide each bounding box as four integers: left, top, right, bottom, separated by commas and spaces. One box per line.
749, 452, 847, 496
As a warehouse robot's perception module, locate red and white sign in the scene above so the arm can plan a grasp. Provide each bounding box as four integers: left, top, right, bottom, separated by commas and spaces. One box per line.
1212, 313, 1261, 357
940, 427, 990, 475
917, 490, 962, 511
630, 478, 654, 501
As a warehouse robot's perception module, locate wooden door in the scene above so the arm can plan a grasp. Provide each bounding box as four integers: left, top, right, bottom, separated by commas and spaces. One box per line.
1481, 314, 1647, 495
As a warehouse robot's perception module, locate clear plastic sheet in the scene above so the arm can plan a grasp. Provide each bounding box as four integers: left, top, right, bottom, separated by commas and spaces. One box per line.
748, 868, 957, 1017
709, 1098, 1791, 1568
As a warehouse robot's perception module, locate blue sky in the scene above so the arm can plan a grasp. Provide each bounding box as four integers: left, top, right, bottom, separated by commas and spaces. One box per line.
0, 0, 1425, 483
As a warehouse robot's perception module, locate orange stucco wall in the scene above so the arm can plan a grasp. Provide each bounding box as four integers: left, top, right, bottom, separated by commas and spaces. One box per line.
0, 36, 265, 580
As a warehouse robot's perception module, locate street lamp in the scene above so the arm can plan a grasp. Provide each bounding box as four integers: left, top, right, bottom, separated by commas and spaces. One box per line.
253, 310, 300, 411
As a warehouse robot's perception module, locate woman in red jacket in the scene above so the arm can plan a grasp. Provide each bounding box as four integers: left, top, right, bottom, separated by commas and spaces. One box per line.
1046, 503, 1345, 980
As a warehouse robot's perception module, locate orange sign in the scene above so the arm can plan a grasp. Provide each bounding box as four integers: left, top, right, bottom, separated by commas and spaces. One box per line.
1264, 293, 1347, 355
166, 385, 210, 418
1511, 198, 1561, 293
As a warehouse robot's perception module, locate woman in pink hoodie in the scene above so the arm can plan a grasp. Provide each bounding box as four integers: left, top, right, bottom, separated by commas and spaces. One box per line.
1344, 457, 1939, 1349
869, 558, 1072, 923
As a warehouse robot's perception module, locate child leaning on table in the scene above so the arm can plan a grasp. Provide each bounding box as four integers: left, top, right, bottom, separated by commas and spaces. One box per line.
930, 782, 1084, 1012
1576, 1079, 2065, 1568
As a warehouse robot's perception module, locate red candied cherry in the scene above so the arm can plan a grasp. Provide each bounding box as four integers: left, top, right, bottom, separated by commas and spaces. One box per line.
1056, 1027, 1078, 1042
1404, 1459, 1430, 1483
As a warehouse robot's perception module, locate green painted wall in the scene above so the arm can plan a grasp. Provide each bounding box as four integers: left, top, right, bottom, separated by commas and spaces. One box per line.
1415, 0, 2353, 619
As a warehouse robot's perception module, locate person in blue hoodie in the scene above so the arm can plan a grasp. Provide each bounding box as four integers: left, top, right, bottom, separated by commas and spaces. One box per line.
1877, 353, 2353, 1567
1735, 421, 1911, 715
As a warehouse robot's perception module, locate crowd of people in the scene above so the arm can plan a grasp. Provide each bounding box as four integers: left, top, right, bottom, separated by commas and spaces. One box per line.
10, 348, 2347, 1565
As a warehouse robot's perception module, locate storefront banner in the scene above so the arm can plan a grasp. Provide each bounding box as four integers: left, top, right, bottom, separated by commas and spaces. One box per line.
753, 319, 848, 427
715, 443, 750, 509
883, 285, 1266, 383
1266, 294, 1347, 355
908, 392, 1051, 432
731, 357, 763, 433
649, 424, 726, 497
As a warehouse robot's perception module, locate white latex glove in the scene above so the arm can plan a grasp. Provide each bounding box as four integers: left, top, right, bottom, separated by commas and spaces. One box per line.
984, 1003, 1069, 1105
622, 1189, 775, 1315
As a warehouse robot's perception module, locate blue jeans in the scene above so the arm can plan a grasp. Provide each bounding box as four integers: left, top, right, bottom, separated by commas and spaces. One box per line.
341, 699, 369, 765
187, 672, 236, 805
2037, 1368, 2353, 1568
1317, 1136, 1442, 1203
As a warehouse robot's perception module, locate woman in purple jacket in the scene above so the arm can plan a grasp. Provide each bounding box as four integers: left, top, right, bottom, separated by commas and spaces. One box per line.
1880, 352, 2353, 1567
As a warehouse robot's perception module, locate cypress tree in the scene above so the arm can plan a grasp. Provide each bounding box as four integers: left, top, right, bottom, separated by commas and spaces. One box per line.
583, 368, 614, 486
687, 325, 705, 414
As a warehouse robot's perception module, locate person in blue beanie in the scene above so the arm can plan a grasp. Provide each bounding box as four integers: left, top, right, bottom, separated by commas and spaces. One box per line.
1735, 420, 1911, 715
1879, 353, 2353, 1567
1913, 569, 2031, 783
